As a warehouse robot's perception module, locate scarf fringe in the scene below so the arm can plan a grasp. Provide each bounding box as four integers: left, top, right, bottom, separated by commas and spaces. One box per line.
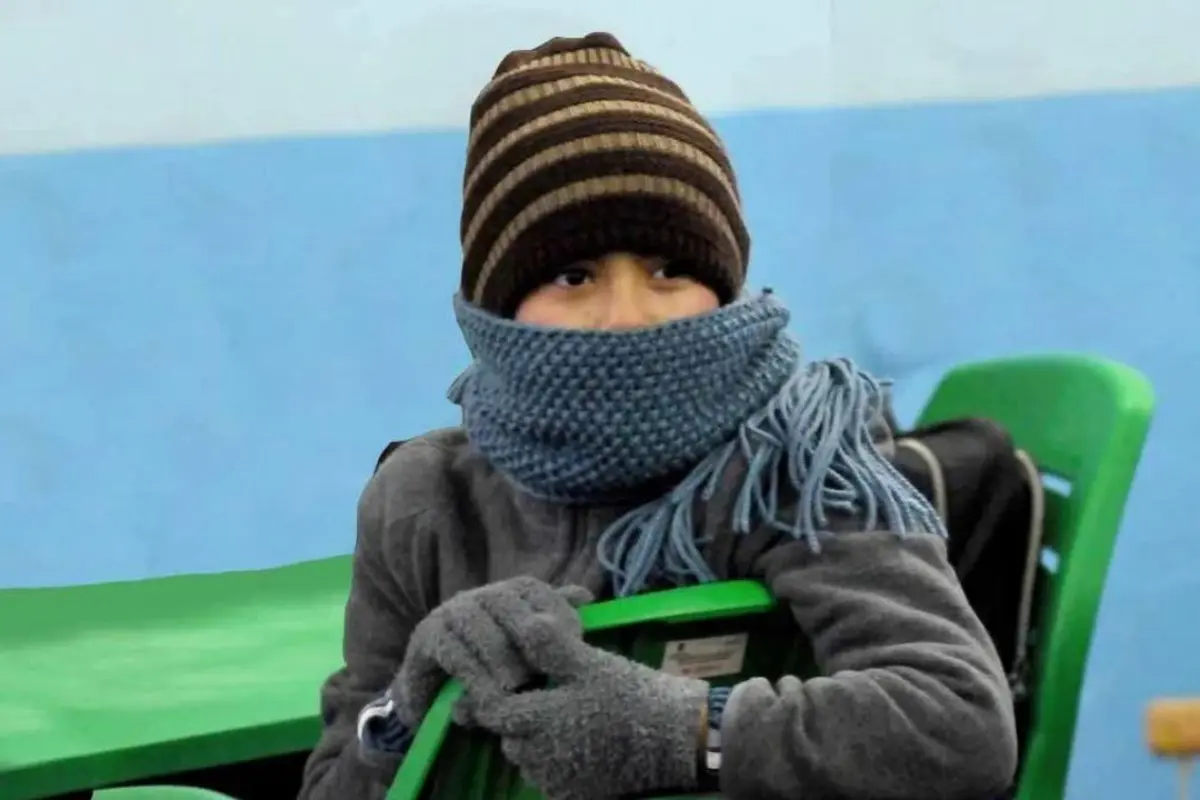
596, 358, 946, 597
447, 365, 474, 405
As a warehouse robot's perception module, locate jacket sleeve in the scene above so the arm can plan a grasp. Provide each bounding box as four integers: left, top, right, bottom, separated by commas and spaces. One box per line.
297, 474, 428, 800
718, 530, 1018, 800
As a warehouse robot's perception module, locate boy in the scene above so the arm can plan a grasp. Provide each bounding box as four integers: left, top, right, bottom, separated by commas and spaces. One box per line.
299, 32, 1017, 800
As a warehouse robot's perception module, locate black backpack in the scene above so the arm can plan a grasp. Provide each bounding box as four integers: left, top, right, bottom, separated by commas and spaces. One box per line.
892, 418, 1044, 769
374, 418, 1044, 761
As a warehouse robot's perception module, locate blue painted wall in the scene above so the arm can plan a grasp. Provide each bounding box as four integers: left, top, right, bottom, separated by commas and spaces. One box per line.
3, 2, 1200, 796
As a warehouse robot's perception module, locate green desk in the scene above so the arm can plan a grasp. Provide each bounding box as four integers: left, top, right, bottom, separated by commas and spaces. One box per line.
0, 557, 350, 800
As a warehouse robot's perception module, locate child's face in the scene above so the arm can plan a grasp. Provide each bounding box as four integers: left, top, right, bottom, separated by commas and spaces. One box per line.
514, 252, 720, 330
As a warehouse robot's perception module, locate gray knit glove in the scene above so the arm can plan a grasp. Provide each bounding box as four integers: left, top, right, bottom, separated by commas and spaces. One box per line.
466, 613, 710, 800
391, 576, 593, 728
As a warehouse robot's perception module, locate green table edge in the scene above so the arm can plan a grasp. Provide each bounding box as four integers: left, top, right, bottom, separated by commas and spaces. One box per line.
3, 717, 319, 800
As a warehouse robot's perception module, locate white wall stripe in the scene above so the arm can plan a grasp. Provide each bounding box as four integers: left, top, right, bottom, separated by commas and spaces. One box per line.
2, 0, 1199, 155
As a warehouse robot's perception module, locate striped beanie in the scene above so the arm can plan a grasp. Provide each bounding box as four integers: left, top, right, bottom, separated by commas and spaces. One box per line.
460, 32, 751, 316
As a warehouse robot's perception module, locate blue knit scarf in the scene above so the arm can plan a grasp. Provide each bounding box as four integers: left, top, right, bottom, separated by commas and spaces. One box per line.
449, 292, 943, 597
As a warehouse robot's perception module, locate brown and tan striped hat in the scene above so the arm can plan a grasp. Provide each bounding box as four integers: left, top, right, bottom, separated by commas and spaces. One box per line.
460, 32, 751, 316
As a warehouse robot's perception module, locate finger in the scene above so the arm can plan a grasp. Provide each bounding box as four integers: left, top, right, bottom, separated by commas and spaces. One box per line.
396, 624, 498, 724
472, 587, 556, 690
478, 584, 585, 661
499, 735, 523, 766
397, 637, 439, 681
509, 578, 586, 621
450, 695, 475, 728
451, 594, 535, 695
504, 613, 592, 681
512, 583, 586, 641
469, 690, 546, 737
500, 575, 555, 597
505, 576, 590, 616
393, 648, 447, 725
480, 585, 587, 655
554, 584, 594, 609
450, 675, 513, 728
498, 736, 541, 784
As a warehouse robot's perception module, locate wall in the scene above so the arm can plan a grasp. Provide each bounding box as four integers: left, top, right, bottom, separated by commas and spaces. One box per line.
2, 1, 1199, 796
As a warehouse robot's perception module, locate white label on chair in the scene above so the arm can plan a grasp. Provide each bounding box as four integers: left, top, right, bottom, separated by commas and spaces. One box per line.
660, 633, 749, 679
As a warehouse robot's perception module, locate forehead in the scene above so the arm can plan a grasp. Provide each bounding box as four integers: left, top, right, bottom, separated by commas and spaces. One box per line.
583, 252, 665, 269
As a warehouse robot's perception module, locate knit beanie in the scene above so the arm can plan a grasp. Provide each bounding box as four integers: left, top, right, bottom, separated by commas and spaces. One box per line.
459, 32, 751, 316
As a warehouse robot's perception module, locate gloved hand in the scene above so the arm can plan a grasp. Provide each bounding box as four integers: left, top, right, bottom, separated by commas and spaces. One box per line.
465, 612, 710, 800
391, 576, 593, 728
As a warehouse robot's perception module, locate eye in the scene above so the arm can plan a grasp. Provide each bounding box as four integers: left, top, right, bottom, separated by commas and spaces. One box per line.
652, 261, 692, 280
552, 265, 593, 287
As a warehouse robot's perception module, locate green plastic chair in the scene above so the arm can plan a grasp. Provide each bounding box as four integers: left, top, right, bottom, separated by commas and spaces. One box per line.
91, 787, 239, 800
389, 353, 1154, 800
916, 354, 1155, 800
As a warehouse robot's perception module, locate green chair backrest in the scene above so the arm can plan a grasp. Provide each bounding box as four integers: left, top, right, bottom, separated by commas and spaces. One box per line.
916, 354, 1155, 800
389, 581, 810, 800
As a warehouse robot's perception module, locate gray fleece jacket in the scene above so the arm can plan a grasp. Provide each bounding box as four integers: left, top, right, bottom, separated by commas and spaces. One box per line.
298, 427, 1018, 800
